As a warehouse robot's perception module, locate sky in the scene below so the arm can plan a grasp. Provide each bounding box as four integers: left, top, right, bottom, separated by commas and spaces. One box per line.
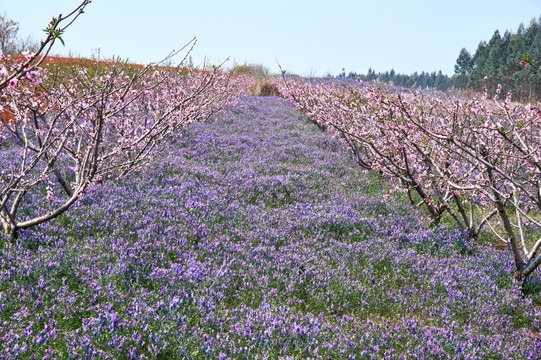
1, 0, 540, 77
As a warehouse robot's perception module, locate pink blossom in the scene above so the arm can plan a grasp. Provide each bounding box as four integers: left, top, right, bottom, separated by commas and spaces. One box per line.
25, 70, 42, 85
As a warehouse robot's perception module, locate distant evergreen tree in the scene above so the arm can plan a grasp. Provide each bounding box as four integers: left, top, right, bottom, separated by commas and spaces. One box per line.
349, 67, 454, 91
452, 16, 541, 101
343, 16, 541, 100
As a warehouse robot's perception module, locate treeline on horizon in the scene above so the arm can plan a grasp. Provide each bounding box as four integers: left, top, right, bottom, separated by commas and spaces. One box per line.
341, 16, 541, 102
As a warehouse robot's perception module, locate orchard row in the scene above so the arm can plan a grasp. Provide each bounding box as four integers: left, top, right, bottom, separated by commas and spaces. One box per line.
0, 49, 254, 240
278, 76, 541, 283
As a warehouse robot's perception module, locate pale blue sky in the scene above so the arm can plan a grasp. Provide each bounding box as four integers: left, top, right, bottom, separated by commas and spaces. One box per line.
1, 0, 540, 76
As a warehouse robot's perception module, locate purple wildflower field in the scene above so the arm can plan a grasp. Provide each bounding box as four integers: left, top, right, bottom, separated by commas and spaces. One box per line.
1, 95, 541, 358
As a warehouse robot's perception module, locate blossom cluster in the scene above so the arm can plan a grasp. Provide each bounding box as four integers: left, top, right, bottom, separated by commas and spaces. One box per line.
0, 62, 41, 92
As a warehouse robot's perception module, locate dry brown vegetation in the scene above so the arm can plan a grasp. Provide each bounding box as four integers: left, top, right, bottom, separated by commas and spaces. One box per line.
249, 80, 281, 97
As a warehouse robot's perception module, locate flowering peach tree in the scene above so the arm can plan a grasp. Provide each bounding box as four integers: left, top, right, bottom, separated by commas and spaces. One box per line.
0, 3, 254, 240
279, 73, 541, 283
